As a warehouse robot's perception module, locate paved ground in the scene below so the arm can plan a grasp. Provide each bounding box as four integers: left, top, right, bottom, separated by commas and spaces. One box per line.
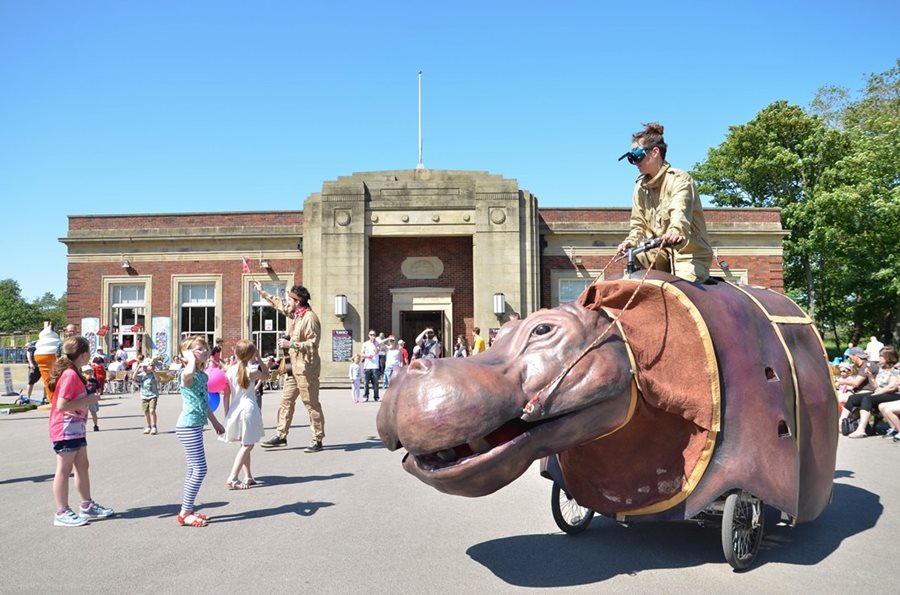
1, 385, 898, 594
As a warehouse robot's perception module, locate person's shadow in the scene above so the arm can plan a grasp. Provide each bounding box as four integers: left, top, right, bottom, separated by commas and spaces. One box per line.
466, 479, 879, 586
212, 500, 333, 523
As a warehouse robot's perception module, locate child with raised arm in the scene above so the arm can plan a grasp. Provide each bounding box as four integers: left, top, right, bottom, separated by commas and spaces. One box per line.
220, 340, 267, 489
135, 358, 160, 435
176, 336, 225, 527
49, 337, 114, 526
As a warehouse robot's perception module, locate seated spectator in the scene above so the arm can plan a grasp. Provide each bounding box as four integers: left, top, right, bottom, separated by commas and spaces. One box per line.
168, 355, 184, 371
107, 358, 123, 373
840, 345, 900, 438
834, 361, 856, 410
879, 399, 900, 441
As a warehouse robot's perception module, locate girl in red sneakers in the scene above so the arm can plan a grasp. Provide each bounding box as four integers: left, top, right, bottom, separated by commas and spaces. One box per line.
48, 337, 114, 527
175, 336, 224, 527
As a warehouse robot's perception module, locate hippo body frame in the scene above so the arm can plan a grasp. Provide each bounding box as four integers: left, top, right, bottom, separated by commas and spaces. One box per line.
378, 271, 837, 554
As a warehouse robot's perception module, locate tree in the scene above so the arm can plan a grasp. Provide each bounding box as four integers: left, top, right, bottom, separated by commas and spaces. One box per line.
691, 101, 850, 322
693, 60, 900, 344
0, 279, 35, 333
0, 279, 67, 335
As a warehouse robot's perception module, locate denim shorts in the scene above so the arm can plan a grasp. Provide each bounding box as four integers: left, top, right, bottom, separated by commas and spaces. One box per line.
52, 437, 87, 454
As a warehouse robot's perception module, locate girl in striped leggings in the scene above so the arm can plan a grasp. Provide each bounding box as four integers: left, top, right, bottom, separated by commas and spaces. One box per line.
176, 336, 224, 527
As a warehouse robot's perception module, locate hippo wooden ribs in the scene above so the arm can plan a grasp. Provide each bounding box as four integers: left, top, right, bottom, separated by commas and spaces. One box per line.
377, 270, 837, 525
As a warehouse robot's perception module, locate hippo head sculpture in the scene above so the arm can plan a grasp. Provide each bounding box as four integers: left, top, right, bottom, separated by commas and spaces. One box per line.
376, 302, 634, 497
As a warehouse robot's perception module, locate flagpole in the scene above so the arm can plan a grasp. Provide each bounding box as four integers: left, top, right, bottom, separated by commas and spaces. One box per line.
416, 70, 424, 170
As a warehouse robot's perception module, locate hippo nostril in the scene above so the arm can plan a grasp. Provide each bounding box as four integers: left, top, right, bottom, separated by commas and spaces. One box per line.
407, 359, 432, 376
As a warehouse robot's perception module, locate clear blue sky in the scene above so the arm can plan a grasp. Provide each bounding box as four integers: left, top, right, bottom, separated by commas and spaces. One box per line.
1, 0, 897, 300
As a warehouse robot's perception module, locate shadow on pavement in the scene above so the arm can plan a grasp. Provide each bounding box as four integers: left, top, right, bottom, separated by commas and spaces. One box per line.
0, 473, 54, 486
466, 482, 880, 587
119, 501, 229, 520
211, 500, 334, 523
253, 472, 353, 487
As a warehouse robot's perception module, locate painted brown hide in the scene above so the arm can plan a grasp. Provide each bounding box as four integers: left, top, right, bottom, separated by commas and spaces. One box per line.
570, 271, 837, 522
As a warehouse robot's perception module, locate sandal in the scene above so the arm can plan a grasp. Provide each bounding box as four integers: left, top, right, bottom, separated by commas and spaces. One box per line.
177, 513, 208, 527
245, 478, 258, 487
226, 479, 249, 490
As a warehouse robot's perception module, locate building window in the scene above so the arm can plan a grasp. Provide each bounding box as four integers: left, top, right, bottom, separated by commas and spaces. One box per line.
180, 283, 216, 346
110, 284, 147, 358
251, 281, 288, 357
559, 279, 593, 304
550, 269, 601, 307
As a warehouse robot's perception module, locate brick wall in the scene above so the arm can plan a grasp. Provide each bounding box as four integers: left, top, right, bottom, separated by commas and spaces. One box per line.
67, 257, 303, 354
368, 237, 474, 342
68, 211, 302, 231
540, 253, 784, 308
538, 208, 782, 224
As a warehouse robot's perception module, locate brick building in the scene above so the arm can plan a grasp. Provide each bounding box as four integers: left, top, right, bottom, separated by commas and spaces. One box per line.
61, 169, 785, 385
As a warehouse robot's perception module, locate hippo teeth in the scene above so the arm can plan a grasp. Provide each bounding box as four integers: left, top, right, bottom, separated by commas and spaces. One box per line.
467, 438, 492, 454
435, 448, 459, 463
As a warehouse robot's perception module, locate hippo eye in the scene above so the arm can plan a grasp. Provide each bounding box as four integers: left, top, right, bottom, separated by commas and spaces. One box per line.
532, 324, 552, 336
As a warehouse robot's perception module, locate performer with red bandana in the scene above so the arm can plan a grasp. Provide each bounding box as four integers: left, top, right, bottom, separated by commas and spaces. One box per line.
253, 281, 324, 452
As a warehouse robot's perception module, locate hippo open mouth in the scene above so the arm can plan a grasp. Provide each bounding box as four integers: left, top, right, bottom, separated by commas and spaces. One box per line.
410, 417, 545, 471
395, 400, 623, 497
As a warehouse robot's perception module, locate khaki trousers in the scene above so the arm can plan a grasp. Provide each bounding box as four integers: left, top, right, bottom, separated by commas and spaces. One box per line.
276, 372, 324, 442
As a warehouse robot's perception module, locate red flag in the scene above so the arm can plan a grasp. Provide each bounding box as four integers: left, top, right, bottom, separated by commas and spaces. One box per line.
241, 256, 251, 273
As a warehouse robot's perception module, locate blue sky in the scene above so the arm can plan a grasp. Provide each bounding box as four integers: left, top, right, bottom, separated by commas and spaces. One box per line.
1, 0, 897, 299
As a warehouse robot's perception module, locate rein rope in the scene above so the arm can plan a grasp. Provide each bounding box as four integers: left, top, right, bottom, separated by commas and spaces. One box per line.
519, 246, 670, 421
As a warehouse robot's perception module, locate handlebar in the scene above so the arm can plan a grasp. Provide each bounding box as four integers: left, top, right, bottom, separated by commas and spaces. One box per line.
621, 237, 664, 274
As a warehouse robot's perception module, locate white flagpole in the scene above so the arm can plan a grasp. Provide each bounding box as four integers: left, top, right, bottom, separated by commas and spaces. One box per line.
416, 70, 424, 170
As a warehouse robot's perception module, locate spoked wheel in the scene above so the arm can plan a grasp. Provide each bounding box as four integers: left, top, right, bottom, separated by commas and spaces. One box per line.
551, 481, 595, 534
721, 490, 765, 570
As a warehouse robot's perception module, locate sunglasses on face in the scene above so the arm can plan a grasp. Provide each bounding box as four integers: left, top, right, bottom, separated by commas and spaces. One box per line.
618, 146, 651, 165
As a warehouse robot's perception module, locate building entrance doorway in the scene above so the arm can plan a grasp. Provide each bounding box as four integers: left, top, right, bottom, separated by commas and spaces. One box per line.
399, 310, 444, 356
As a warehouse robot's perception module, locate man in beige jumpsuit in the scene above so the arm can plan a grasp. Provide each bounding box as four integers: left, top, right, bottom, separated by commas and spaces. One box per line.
254, 281, 325, 453
616, 123, 713, 283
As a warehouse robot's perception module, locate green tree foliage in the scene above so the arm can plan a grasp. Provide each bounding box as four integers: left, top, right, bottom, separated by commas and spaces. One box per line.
0, 279, 67, 334
693, 60, 900, 343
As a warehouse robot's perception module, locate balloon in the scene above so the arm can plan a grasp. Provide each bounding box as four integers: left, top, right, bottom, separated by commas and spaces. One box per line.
208, 391, 220, 411
207, 366, 228, 392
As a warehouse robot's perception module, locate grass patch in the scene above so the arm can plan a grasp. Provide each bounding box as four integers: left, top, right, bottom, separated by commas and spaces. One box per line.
0, 403, 37, 413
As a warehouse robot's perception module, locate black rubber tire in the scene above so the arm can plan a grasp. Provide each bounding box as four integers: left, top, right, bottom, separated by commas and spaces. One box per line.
551, 482, 595, 534
721, 491, 765, 570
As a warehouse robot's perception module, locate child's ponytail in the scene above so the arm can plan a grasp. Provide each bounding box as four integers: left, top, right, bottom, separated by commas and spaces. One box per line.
48, 337, 90, 393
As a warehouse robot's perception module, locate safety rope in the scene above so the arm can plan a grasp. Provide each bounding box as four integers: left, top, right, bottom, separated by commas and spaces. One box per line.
520, 244, 669, 421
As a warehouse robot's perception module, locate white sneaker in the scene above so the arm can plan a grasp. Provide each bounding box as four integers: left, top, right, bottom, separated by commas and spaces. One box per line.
143, 427, 151, 434
150, 427, 158, 435
55, 508, 89, 527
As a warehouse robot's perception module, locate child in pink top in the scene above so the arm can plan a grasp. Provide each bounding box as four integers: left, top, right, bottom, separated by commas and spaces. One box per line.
48, 337, 114, 527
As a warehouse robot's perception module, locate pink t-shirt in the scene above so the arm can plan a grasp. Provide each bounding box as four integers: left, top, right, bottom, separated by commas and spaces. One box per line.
48, 368, 89, 442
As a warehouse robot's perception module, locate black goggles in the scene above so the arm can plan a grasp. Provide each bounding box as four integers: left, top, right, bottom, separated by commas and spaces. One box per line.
618, 146, 650, 165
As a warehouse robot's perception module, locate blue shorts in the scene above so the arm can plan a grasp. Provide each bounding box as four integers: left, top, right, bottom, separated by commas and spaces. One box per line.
53, 437, 87, 454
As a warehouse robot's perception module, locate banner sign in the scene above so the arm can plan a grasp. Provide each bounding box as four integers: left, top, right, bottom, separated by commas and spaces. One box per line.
332, 329, 353, 362
151, 317, 172, 363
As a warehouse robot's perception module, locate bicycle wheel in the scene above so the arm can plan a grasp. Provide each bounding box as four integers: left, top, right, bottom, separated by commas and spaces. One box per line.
721, 490, 765, 570
551, 481, 594, 534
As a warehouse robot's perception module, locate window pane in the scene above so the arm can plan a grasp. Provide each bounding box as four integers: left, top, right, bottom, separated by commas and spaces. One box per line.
181, 283, 214, 305
559, 279, 591, 304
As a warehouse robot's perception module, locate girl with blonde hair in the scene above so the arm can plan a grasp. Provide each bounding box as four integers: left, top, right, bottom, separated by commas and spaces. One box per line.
221, 339, 267, 489
175, 335, 224, 526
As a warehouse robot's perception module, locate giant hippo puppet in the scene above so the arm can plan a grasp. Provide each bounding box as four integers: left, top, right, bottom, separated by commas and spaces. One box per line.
377, 270, 838, 529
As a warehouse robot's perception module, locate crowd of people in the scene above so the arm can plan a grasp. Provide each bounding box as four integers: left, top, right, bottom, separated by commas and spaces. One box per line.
835, 336, 900, 440
348, 326, 489, 403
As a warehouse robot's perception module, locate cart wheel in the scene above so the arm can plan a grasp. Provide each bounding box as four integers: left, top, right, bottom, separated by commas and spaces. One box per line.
551, 481, 594, 534
721, 490, 765, 570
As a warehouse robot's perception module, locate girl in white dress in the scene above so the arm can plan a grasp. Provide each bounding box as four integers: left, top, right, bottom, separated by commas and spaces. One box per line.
221, 340, 267, 489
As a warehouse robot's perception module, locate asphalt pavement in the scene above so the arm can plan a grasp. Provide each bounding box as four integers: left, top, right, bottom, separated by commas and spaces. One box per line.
1, 386, 897, 594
